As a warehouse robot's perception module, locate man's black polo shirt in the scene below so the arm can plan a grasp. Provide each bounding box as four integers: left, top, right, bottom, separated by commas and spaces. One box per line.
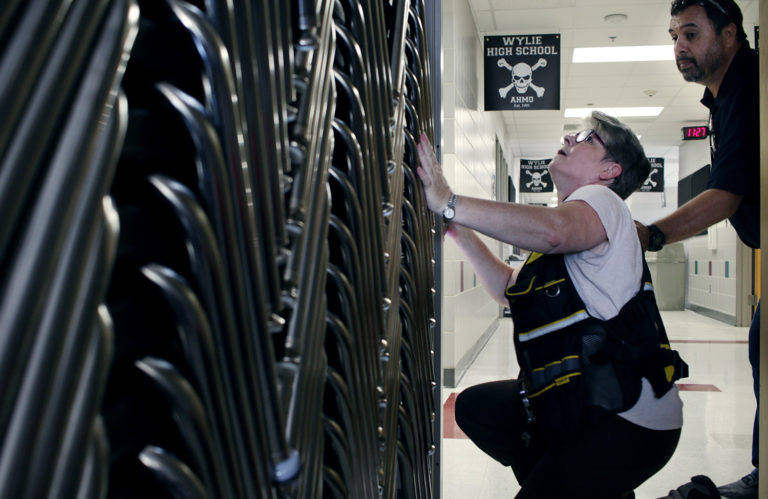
701, 44, 760, 249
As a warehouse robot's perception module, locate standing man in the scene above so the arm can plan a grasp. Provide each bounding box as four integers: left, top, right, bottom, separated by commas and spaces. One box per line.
639, 0, 759, 497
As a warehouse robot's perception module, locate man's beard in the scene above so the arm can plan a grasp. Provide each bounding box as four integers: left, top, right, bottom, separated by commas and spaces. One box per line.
676, 40, 726, 84
677, 56, 705, 82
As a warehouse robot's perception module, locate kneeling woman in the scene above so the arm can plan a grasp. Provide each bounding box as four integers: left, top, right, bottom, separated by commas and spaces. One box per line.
416, 111, 686, 499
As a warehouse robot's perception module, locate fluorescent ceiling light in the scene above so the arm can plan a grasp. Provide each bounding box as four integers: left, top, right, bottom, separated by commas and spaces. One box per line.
565, 107, 664, 118
573, 45, 674, 63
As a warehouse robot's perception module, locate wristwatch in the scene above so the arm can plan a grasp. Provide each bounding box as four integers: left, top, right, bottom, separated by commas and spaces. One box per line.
647, 224, 666, 251
442, 193, 458, 222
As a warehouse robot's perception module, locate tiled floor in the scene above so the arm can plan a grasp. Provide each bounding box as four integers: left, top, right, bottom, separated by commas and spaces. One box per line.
440, 310, 754, 498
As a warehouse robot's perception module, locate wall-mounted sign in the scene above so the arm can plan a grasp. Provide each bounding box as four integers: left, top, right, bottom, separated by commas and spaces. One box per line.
639, 157, 665, 193
681, 125, 709, 140
484, 34, 561, 111
519, 159, 554, 192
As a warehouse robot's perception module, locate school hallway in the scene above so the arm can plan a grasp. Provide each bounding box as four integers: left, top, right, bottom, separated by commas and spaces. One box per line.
440, 310, 754, 499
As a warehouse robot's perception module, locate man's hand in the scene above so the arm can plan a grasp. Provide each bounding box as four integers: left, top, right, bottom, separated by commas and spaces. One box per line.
635, 189, 742, 251
415, 133, 453, 215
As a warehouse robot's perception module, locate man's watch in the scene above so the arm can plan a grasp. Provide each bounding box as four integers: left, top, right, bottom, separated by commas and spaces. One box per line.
442, 193, 458, 222
647, 224, 666, 251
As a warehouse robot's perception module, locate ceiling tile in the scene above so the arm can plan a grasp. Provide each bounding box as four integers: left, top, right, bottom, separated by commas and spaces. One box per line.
473, 10, 496, 32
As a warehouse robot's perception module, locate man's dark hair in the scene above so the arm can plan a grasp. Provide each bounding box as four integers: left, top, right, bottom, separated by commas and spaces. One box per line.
588, 111, 651, 200
670, 0, 747, 42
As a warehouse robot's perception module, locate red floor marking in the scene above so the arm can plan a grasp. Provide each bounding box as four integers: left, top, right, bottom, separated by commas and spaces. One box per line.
677, 383, 721, 392
443, 393, 468, 439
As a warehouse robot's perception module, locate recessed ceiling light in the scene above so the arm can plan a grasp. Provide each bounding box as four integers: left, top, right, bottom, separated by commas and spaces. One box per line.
604, 13, 628, 24
565, 107, 664, 118
573, 45, 674, 63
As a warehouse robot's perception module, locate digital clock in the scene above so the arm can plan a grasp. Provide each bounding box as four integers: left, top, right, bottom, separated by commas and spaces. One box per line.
681, 125, 709, 140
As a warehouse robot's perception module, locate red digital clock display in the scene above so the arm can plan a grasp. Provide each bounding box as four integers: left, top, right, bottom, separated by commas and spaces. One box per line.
681, 125, 709, 140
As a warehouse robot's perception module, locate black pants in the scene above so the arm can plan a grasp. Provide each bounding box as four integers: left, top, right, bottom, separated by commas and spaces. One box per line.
748, 301, 760, 467
455, 379, 681, 499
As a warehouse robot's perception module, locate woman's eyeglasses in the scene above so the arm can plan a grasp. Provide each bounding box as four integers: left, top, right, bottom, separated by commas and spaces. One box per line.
561, 129, 606, 146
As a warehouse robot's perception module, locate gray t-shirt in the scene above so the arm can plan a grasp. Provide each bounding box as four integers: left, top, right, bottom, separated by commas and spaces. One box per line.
563, 185, 683, 431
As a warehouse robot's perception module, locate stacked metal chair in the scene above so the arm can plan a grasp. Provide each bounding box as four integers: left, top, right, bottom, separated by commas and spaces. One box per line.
0, 1, 138, 497
0, 0, 439, 496
390, 3, 439, 498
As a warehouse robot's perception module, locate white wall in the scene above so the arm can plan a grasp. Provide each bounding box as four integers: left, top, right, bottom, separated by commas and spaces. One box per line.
440, 0, 512, 385
676, 141, 745, 323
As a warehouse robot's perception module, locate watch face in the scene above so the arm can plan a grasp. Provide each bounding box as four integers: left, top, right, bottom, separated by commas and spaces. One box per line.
443, 207, 455, 220
649, 230, 665, 250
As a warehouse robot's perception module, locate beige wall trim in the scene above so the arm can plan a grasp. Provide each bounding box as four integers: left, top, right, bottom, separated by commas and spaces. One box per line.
687, 304, 737, 327
737, 241, 756, 326
443, 318, 500, 389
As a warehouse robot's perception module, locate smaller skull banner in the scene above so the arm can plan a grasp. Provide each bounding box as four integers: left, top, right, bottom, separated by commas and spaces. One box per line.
519, 158, 553, 193
639, 157, 665, 193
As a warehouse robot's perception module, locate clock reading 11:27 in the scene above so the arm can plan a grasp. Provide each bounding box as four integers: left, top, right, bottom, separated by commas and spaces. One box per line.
681, 125, 709, 140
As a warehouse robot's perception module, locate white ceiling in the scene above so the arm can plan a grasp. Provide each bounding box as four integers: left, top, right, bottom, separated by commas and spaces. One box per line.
467, 0, 760, 159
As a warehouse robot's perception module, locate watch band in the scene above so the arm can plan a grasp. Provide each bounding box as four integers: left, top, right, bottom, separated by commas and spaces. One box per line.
647, 224, 666, 251
442, 193, 457, 222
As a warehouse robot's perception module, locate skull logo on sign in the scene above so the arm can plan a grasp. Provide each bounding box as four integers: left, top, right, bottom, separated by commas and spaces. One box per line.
513, 62, 533, 94
498, 58, 547, 99
643, 168, 659, 188
526, 169, 549, 189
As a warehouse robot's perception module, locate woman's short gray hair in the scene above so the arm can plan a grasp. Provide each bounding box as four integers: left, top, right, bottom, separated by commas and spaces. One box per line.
587, 111, 652, 199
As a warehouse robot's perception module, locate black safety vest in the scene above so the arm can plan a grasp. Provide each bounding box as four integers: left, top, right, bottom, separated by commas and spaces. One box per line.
506, 251, 688, 434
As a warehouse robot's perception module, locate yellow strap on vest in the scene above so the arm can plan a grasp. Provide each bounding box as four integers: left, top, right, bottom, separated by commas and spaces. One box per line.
529, 372, 582, 398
